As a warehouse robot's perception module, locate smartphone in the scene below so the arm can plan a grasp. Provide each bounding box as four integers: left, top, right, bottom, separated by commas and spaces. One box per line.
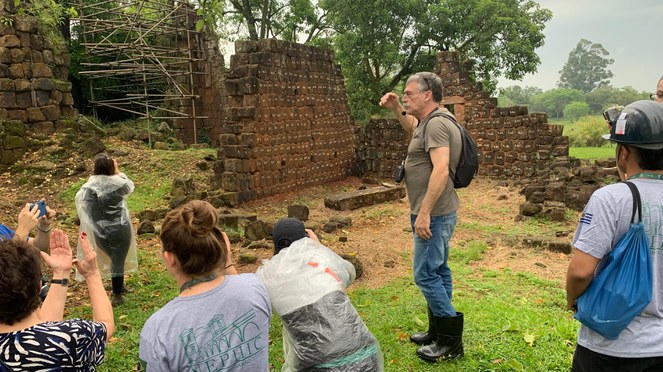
30, 200, 47, 218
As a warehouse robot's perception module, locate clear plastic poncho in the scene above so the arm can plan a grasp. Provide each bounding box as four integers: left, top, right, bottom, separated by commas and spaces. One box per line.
75, 173, 138, 279
256, 238, 383, 371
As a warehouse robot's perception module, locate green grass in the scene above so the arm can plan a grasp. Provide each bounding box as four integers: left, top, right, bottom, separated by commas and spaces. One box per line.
569, 146, 614, 160
84, 217, 578, 371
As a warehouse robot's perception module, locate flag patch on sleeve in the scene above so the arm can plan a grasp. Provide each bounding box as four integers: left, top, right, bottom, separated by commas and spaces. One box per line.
579, 213, 593, 225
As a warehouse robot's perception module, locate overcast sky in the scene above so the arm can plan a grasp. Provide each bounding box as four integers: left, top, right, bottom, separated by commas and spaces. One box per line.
497, 0, 663, 93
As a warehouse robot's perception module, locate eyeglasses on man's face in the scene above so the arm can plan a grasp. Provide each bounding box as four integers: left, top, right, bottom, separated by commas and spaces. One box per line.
650, 92, 663, 101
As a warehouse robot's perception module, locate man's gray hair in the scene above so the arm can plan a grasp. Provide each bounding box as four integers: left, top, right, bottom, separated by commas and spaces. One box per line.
406, 72, 443, 102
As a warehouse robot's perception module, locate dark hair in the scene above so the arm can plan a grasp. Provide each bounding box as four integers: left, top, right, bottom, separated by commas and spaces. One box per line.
94, 153, 115, 176
160, 200, 227, 276
0, 240, 42, 325
406, 72, 444, 102
628, 146, 663, 170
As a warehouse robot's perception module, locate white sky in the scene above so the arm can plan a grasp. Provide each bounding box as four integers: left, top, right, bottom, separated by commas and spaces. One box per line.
497, 0, 663, 93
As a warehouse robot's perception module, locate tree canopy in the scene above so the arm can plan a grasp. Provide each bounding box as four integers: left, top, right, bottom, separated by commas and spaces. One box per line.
198, 0, 552, 121
558, 39, 614, 93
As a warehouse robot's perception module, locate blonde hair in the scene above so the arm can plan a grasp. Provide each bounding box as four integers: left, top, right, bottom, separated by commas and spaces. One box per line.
160, 200, 227, 276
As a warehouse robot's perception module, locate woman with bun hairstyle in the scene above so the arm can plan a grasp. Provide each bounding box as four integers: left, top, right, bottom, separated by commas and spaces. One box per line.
76, 153, 137, 305
139, 200, 271, 372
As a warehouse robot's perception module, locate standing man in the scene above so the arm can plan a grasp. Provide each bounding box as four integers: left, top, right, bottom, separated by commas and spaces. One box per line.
566, 100, 663, 371
379, 72, 463, 362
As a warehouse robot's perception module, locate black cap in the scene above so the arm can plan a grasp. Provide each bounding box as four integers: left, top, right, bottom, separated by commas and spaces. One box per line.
602, 100, 663, 149
272, 218, 307, 254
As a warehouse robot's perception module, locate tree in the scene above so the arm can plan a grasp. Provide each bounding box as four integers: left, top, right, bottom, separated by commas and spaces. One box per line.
529, 88, 584, 118
498, 85, 543, 106
323, 0, 552, 120
584, 86, 649, 114
563, 101, 590, 122
558, 39, 614, 93
198, 0, 330, 43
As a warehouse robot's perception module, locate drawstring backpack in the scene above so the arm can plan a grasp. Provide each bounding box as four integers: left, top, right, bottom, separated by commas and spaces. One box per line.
574, 181, 653, 339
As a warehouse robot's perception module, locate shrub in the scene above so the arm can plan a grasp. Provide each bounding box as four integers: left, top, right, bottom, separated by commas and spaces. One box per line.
566, 116, 608, 147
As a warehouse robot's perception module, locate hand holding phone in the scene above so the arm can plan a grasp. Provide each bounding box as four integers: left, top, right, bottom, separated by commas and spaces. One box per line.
30, 200, 48, 218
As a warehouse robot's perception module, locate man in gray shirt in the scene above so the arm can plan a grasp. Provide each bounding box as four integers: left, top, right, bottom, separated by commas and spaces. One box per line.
380, 72, 463, 362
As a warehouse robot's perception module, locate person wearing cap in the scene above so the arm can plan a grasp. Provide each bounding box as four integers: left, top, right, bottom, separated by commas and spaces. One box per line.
566, 100, 663, 371
256, 218, 383, 371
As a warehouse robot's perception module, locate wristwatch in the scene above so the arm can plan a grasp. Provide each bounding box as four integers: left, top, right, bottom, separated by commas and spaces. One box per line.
50, 278, 69, 286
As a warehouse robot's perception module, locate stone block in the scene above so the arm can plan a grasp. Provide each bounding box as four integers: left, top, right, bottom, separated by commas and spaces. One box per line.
15, 91, 32, 108
40, 105, 60, 121
14, 78, 30, 91
3, 135, 24, 149
9, 47, 24, 63
34, 78, 54, 90
9, 63, 25, 78
26, 107, 45, 122
29, 121, 55, 134
7, 109, 27, 122
31, 63, 52, 78
0, 78, 13, 91
324, 185, 406, 211
14, 15, 37, 33
0, 47, 10, 63
0, 35, 20, 47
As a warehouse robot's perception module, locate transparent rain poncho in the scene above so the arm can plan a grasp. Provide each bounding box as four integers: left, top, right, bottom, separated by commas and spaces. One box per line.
75, 173, 138, 279
257, 238, 383, 371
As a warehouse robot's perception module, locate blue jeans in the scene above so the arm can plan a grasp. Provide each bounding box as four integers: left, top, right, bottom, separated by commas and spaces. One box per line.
411, 212, 457, 317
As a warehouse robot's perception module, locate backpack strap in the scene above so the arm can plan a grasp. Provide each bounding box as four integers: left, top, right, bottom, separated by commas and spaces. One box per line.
624, 181, 642, 224
422, 111, 460, 151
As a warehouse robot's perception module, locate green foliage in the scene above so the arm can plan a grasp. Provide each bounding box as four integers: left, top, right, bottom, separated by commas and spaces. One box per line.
563, 101, 590, 122
323, 0, 551, 121
584, 86, 649, 114
529, 89, 584, 118
565, 116, 609, 147
498, 85, 543, 106
569, 146, 615, 160
558, 39, 614, 93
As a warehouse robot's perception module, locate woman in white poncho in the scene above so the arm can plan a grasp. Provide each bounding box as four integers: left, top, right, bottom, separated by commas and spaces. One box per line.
76, 153, 137, 305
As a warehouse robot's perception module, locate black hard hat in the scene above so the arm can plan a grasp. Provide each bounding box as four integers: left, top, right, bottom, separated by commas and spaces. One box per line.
602, 100, 663, 149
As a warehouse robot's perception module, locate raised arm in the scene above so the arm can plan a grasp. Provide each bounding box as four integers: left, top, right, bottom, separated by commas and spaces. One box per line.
36, 229, 72, 321
31, 202, 56, 252
75, 232, 115, 339
380, 92, 417, 137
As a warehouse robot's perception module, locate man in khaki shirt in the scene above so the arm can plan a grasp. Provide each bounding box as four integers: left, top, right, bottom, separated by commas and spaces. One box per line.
380, 72, 463, 362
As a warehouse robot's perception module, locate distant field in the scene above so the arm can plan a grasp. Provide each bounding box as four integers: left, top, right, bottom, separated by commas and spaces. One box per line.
569, 146, 614, 159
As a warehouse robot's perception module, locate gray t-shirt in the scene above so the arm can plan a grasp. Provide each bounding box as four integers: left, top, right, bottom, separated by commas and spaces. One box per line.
139, 274, 271, 371
572, 178, 663, 357
404, 108, 461, 216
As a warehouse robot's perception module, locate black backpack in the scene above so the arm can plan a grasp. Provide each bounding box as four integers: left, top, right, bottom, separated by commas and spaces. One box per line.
425, 112, 479, 188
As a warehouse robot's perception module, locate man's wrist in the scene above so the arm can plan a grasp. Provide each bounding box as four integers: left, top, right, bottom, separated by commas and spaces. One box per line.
51, 269, 70, 279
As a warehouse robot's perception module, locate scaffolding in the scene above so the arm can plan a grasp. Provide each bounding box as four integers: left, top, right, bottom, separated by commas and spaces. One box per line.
73, 0, 208, 143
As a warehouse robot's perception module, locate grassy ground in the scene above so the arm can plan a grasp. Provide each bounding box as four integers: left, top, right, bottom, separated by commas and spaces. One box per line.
569, 146, 614, 160
19, 136, 582, 371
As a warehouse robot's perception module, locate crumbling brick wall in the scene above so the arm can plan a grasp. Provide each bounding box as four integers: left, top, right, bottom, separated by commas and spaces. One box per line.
360, 51, 570, 181
212, 39, 356, 203
0, 2, 76, 167
171, 3, 225, 145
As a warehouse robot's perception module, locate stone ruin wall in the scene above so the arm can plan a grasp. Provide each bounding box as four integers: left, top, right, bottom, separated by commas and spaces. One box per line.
0, 1, 76, 167
170, 3, 226, 145
210, 39, 356, 203
360, 51, 569, 181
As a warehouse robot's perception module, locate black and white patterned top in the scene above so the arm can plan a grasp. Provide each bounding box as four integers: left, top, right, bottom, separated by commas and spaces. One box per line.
0, 319, 107, 371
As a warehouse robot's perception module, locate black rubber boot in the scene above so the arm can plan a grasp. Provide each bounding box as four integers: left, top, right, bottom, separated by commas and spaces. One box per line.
111, 276, 124, 306
410, 307, 435, 345
416, 312, 464, 362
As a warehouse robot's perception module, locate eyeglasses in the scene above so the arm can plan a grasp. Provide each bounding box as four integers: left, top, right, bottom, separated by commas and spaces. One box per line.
650, 92, 663, 100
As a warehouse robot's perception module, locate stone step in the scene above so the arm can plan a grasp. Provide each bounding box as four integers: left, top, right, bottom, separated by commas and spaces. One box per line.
324, 185, 406, 211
